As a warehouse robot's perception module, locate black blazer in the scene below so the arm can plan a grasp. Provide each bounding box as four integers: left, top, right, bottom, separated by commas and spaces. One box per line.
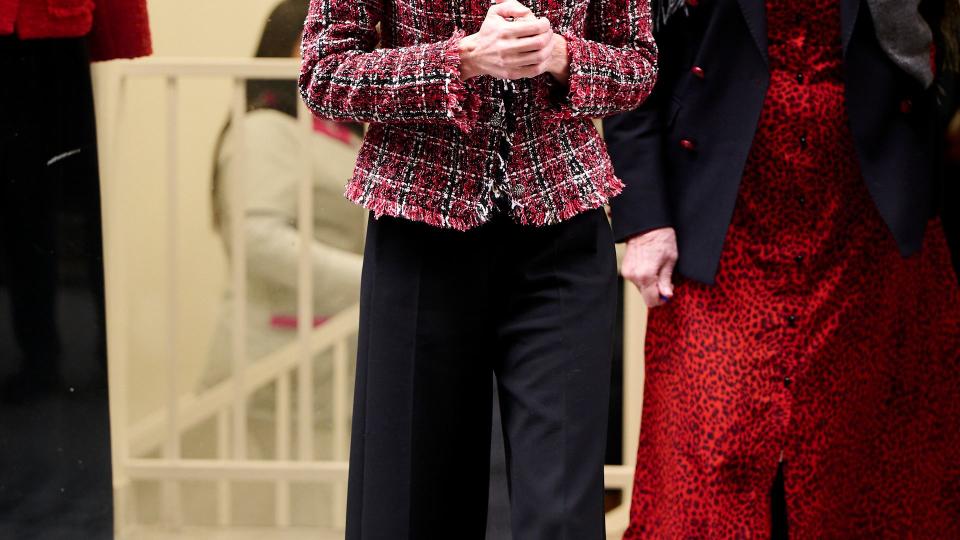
605, 0, 938, 284
935, 19, 960, 281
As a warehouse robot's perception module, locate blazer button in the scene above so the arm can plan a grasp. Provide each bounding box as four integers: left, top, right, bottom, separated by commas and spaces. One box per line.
900, 98, 913, 114
680, 138, 697, 152
691, 66, 705, 79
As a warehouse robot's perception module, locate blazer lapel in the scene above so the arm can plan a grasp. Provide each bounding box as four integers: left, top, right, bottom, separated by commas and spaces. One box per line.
841, 0, 861, 55
737, 0, 768, 65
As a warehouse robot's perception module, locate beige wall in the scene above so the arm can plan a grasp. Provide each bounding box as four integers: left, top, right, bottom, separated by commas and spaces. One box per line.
94, 1, 287, 423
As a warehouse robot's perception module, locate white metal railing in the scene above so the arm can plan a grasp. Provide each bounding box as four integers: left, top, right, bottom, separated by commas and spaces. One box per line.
96, 57, 646, 538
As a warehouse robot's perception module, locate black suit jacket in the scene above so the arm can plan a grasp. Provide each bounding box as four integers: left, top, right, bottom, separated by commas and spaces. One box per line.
935, 15, 960, 281
605, 0, 938, 284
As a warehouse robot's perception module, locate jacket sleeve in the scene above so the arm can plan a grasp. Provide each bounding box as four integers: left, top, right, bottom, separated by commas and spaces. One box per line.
604, 84, 673, 242
299, 0, 479, 132
87, 0, 152, 61
603, 5, 677, 242
543, 0, 658, 120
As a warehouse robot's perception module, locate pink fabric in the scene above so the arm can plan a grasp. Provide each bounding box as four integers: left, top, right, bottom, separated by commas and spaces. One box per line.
312, 117, 355, 146
270, 315, 329, 330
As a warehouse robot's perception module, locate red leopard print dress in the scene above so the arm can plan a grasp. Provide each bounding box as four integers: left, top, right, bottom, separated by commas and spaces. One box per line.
624, 1, 960, 538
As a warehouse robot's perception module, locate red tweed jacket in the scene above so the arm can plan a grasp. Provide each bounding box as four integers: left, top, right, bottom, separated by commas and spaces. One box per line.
300, 0, 657, 230
0, 0, 151, 61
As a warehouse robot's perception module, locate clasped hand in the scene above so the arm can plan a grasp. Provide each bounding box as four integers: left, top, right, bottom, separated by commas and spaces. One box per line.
459, 0, 568, 83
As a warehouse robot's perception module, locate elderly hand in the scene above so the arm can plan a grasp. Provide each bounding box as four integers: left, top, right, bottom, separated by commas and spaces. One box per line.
459, 0, 558, 81
621, 227, 679, 308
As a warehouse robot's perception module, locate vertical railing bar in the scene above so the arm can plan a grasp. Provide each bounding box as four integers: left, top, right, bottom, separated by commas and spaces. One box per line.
103, 72, 133, 535
295, 99, 315, 462
161, 74, 183, 528
216, 409, 231, 526
276, 372, 292, 526
229, 78, 249, 462
332, 342, 348, 460
622, 286, 647, 470
332, 340, 349, 528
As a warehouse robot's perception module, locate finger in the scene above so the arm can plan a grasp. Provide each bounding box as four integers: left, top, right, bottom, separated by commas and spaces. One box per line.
624, 266, 661, 308
506, 51, 551, 69
503, 31, 553, 54
491, 0, 533, 19
509, 58, 553, 76
637, 266, 663, 306
657, 258, 676, 300
491, 0, 531, 12
498, 18, 549, 38
640, 282, 662, 308
503, 44, 553, 68
500, 18, 551, 38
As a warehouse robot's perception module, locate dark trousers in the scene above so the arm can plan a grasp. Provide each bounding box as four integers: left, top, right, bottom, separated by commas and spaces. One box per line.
346, 208, 618, 540
0, 36, 113, 538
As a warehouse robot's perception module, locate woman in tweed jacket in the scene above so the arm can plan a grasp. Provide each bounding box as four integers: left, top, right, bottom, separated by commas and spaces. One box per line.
300, 0, 656, 538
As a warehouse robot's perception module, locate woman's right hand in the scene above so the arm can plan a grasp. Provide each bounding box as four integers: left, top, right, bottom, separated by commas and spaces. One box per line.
459, 0, 555, 81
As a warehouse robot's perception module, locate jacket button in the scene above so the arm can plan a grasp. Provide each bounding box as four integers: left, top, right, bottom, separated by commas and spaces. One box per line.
900, 98, 913, 114
680, 138, 697, 152
691, 66, 705, 79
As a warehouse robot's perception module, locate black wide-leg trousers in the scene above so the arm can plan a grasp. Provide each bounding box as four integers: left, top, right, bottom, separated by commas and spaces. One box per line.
346, 208, 617, 540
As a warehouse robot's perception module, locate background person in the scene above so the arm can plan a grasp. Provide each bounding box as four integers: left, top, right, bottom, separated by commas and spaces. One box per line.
194, 3, 366, 526
201, 0, 366, 401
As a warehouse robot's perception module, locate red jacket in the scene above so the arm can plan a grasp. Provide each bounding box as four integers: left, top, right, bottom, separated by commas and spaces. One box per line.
0, 0, 151, 61
299, 0, 657, 230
